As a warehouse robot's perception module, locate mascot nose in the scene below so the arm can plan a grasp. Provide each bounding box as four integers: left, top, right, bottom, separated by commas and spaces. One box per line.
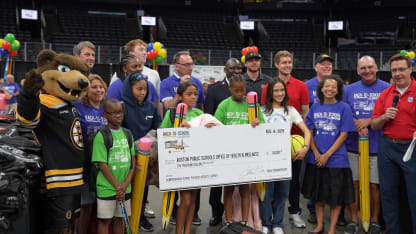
78, 79, 89, 89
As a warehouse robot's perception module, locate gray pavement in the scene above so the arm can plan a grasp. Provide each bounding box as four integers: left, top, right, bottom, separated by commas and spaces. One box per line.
145, 186, 373, 234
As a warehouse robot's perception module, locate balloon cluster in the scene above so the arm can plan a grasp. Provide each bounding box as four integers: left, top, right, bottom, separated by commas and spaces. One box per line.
192, 53, 207, 65
400, 50, 416, 66
0, 33, 20, 57
240, 46, 259, 63
147, 41, 166, 64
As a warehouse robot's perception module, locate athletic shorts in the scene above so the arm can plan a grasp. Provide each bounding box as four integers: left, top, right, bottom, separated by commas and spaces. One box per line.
42, 194, 81, 229
97, 198, 131, 219
347, 152, 379, 184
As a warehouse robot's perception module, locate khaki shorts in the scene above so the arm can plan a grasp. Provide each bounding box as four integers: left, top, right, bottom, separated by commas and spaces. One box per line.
97, 198, 131, 219
348, 152, 379, 184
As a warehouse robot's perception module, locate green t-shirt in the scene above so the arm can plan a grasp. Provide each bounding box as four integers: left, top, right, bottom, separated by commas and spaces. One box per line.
160, 108, 204, 128
214, 97, 265, 125
92, 129, 135, 198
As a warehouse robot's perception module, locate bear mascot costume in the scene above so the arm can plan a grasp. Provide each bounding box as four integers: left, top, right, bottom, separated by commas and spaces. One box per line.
16, 49, 90, 234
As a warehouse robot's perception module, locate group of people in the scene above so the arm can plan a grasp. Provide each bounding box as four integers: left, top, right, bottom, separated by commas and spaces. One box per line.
9, 37, 416, 234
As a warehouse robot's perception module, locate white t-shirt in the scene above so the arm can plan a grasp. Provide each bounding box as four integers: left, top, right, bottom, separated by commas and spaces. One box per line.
261, 106, 303, 129
142, 66, 161, 97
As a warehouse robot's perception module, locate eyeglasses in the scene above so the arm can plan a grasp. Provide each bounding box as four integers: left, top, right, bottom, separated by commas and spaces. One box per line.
391, 67, 409, 73
134, 74, 148, 81
105, 111, 123, 116
176, 63, 193, 67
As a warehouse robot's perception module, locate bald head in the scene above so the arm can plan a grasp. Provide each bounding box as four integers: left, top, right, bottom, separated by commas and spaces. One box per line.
357, 56, 378, 85
224, 58, 242, 78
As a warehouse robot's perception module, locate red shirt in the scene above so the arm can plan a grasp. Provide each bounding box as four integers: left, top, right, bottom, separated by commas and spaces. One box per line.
261, 76, 310, 135
372, 79, 416, 139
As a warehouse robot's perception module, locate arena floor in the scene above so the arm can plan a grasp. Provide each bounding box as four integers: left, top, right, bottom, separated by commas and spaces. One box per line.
147, 186, 370, 234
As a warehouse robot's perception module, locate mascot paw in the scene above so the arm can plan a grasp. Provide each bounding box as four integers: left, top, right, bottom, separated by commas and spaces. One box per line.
24, 70, 44, 96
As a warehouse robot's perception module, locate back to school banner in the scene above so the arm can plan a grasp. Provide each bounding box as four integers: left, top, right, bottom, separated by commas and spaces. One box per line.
157, 123, 291, 192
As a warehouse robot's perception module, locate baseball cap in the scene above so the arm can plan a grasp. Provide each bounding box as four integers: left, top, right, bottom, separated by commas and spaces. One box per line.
316, 54, 333, 64
245, 51, 262, 61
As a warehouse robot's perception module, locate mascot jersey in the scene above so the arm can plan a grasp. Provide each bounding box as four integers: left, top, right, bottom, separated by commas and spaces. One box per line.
17, 93, 85, 196
16, 49, 90, 197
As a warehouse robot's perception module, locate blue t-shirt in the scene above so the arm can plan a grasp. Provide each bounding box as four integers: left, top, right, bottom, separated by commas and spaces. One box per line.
73, 101, 107, 140
306, 77, 320, 105
4, 82, 20, 104
107, 78, 159, 102
305, 101, 355, 168
344, 80, 390, 153
160, 74, 205, 108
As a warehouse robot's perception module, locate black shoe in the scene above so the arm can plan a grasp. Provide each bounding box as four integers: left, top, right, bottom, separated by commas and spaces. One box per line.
337, 216, 346, 227
344, 222, 358, 234
139, 216, 154, 232
192, 215, 201, 225
169, 215, 176, 225
209, 215, 222, 226
369, 222, 382, 234
308, 228, 324, 234
308, 213, 317, 224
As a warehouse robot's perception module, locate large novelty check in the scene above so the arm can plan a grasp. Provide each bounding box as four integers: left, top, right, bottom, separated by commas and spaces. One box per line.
157, 123, 291, 191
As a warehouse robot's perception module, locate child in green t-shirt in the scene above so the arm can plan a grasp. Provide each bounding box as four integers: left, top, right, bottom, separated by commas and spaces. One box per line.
92, 99, 136, 234
160, 82, 214, 234
214, 74, 264, 227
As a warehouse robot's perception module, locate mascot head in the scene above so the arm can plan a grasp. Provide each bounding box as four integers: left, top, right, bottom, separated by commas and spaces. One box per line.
36, 49, 90, 102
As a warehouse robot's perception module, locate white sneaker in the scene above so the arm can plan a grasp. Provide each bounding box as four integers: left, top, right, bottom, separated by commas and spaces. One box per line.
262, 227, 269, 234
289, 213, 306, 228
272, 227, 284, 234
144, 203, 155, 218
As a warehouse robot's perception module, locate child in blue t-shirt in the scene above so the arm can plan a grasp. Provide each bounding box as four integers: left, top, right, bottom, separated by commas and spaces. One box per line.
302, 75, 355, 234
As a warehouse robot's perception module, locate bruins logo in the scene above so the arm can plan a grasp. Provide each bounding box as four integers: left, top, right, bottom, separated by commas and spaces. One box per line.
71, 118, 84, 150
66, 210, 72, 220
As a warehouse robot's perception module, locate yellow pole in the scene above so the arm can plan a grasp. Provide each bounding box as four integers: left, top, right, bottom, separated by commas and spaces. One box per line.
359, 131, 370, 232
247, 92, 265, 201
130, 138, 152, 234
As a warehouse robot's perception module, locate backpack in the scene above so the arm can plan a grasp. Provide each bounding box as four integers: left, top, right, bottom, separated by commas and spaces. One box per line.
219, 222, 263, 234
85, 125, 133, 192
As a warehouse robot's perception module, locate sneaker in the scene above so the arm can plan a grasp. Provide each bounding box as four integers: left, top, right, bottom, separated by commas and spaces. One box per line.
262, 226, 269, 234
289, 212, 306, 228
307, 212, 317, 224
169, 215, 176, 225
337, 215, 347, 227
369, 222, 382, 234
139, 216, 154, 232
344, 222, 358, 234
144, 203, 155, 218
192, 215, 201, 225
272, 227, 284, 234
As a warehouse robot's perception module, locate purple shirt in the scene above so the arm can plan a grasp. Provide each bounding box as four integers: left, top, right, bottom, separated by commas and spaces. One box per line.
160, 74, 204, 108
4, 82, 20, 104
107, 78, 159, 102
305, 101, 355, 168
306, 77, 320, 105
344, 80, 391, 153
73, 101, 107, 140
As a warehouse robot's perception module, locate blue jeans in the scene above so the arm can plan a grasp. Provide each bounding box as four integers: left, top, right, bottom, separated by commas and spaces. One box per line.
378, 136, 416, 234
260, 180, 290, 229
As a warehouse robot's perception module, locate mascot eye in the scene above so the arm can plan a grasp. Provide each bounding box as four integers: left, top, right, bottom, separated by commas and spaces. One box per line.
58, 65, 71, 72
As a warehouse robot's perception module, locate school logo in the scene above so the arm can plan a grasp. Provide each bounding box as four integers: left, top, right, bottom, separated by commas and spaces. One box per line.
408, 97, 414, 103
71, 118, 84, 150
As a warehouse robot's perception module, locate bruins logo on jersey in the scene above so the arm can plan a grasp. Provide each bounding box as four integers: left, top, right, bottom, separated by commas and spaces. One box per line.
71, 118, 84, 150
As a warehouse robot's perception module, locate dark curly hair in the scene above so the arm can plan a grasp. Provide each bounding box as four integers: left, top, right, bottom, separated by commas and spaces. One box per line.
317, 74, 344, 103
263, 78, 289, 116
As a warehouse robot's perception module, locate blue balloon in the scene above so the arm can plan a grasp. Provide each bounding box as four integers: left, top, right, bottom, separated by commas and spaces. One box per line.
412, 58, 415, 66
0, 48, 8, 56
147, 43, 154, 51
161, 44, 165, 49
